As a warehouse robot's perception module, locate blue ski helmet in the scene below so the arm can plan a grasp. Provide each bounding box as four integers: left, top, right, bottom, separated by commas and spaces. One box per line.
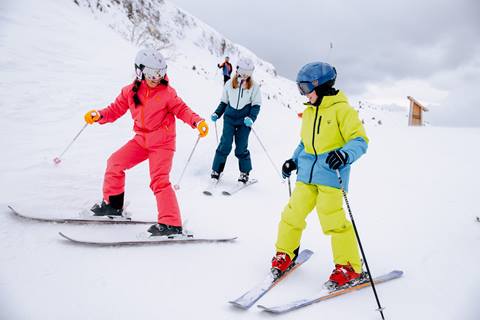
296, 62, 336, 95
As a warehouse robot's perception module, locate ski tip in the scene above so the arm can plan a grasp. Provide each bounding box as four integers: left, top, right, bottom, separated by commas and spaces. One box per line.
222, 191, 232, 196
302, 249, 314, 255
257, 305, 281, 313
58, 232, 70, 241
228, 301, 251, 310
391, 270, 404, 277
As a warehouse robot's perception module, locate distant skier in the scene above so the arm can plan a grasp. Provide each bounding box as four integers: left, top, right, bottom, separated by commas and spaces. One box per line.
271, 62, 369, 290
217, 56, 233, 84
210, 57, 261, 184
84, 48, 209, 236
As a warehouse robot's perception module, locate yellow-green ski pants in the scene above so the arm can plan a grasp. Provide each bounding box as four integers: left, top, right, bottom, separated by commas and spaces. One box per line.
275, 181, 362, 272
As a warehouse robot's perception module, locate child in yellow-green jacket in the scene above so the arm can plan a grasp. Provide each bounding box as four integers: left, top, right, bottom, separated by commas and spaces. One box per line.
271, 62, 369, 290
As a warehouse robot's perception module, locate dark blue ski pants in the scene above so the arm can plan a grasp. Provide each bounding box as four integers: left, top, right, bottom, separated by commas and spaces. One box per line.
212, 121, 252, 174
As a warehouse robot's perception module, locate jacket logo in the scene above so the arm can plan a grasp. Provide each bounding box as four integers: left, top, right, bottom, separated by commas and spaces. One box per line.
327, 120, 332, 125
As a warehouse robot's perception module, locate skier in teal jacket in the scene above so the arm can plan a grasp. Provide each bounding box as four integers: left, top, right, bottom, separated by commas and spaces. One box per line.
210, 57, 262, 184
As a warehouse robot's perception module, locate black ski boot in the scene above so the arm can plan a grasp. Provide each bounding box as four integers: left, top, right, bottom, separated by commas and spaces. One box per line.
147, 223, 183, 237
211, 170, 220, 181
90, 193, 124, 217
238, 172, 249, 184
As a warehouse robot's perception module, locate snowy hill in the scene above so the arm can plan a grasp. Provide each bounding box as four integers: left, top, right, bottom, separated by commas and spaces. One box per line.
1, 0, 479, 319
72, 0, 303, 110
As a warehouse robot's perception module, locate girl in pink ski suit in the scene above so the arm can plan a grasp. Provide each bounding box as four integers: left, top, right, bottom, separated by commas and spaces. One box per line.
85, 50, 208, 235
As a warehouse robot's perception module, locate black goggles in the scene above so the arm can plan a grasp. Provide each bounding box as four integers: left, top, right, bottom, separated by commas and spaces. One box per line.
297, 82, 315, 95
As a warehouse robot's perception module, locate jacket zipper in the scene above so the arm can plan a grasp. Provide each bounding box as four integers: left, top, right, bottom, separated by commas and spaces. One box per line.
317, 116, 322, 134
236, 80, 243, 109
142, 87, 149, 147
308, 106, 320, 183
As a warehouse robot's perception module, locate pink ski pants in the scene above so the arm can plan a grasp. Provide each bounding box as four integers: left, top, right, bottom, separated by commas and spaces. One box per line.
103, 137, 181, 226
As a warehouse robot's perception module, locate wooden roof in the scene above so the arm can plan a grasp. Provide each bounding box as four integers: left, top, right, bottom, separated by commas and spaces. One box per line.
407, 96, 429, 111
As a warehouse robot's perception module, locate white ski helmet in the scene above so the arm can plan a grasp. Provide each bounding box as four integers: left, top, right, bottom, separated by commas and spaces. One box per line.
236, 57, 255, 78
134, 49, 167, 81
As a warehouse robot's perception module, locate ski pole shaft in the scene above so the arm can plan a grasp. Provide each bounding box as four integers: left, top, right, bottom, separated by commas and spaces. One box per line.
214, 122, 219, 144
335, 169, 386, 320
287, 177, 292, 197
251, 128, 283, 182
53, 123, 88, 164
174, 135, 201, 190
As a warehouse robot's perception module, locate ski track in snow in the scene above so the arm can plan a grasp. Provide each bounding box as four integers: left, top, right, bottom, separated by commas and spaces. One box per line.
1, 0, 480, 319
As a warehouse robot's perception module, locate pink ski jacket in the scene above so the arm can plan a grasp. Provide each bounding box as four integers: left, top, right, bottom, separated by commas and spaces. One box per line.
98, 78, 202, 150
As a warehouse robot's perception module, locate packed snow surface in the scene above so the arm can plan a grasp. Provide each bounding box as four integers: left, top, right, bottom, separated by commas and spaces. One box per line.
1, 0, 479, 319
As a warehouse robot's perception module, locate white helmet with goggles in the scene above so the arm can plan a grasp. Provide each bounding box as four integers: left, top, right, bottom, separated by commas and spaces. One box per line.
236, 57, 255, 79
134, 49, 167, 81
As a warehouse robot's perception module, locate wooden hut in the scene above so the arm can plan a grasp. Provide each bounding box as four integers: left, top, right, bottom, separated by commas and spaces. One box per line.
407, 96, 429, 126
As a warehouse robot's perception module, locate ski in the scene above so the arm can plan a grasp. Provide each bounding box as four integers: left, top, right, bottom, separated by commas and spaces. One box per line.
476, 216, 480, 223
222, 179, 258, 196
258, 270, 403, 314
58, 232, 237, 246
229, 249, 314, 310
7, 205, 156, 224
203, 178, 220, 196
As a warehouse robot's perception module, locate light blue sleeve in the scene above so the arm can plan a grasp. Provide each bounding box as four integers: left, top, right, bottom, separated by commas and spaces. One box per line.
249, 84, 262, 122
341, 137, 368, 164
251, 83, 262, 106
292, 141, 304, 164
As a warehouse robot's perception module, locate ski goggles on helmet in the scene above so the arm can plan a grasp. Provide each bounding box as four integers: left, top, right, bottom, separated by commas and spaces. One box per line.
297, 81, 316, 95
237, 66, 253, 79
135, 64, 167, 81
143, 65, 167, 81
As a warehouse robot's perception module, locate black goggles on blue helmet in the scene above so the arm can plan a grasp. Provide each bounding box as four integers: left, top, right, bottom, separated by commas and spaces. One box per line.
297, 80, 318, 95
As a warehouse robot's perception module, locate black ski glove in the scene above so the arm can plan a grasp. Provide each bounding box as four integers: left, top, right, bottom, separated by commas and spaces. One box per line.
326, 150, 349, 170
282, 159, 297, 179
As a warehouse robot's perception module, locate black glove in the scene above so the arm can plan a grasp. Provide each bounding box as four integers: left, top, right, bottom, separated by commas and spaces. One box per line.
282, 159, 297, 179
326, 150, 349, 170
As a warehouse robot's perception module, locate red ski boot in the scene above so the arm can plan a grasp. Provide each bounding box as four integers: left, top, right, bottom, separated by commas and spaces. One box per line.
325, 263, 366, 291
271, 252, 293, 279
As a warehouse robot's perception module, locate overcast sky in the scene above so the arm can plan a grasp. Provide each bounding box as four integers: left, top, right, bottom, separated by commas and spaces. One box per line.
171, 0, 480, 127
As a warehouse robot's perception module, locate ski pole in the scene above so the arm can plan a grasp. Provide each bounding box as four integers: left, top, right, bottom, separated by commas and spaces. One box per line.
53, 123, 88, 165
251, 127, 283, 182
287, 177, 292, 197
174, 135, 201, 190
214, 122, 219, 144
335, 169, 386, 319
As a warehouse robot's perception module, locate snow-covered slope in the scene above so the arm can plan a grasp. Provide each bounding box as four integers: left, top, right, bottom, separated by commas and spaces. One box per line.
1, 0, 479, 319
72, 0, 304, 111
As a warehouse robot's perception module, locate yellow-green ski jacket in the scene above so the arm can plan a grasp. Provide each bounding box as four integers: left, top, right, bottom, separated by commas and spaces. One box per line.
292, 91, 369, 191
